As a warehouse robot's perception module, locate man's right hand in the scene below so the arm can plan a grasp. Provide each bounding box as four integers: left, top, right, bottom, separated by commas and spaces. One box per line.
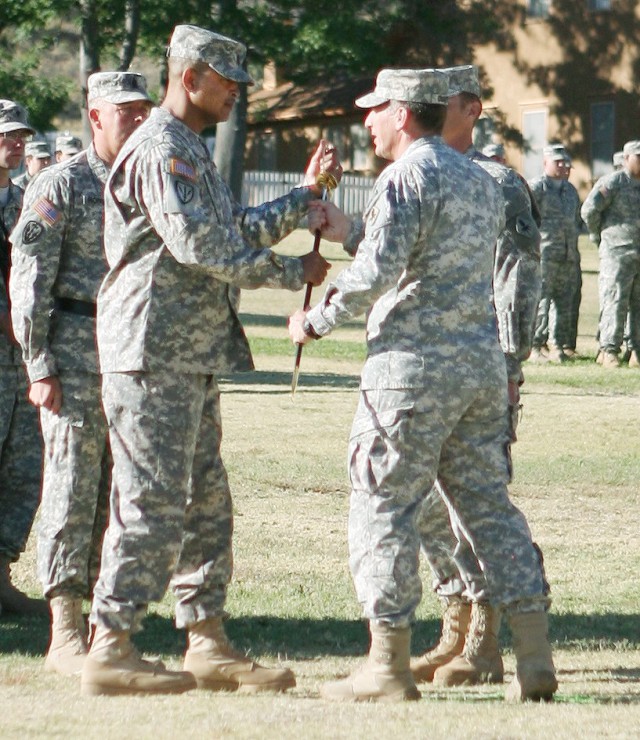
307, 202, 352, 244
300, 252, 331, 286
28, 376, 63, 414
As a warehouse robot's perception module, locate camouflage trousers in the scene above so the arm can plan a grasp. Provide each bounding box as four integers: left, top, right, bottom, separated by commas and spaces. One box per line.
91, 371, 233, 632
598, 244, 640, 352
416, 384, 521, 604
37, 370, 110, 598
347, 384, 548, 628
533, 256, 581, 349
0, 363, 43, 561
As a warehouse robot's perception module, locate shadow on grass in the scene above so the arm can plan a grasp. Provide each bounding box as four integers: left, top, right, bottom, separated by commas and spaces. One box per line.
2, 612, 639, 661
220, 370, 360, 392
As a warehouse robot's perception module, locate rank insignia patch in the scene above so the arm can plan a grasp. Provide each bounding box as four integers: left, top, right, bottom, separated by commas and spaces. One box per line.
33, 198, 61, 226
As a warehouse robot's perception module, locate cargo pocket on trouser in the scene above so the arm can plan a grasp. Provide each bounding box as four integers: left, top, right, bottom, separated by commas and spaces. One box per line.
347, 390, 423, 622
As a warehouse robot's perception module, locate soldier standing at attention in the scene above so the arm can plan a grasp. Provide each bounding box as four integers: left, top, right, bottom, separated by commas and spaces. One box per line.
13, 141, 52, 190
410, 64, 543, 690
582, 140, 640, 368
55, 133, 83, 163
290, 67, 557, 704
10, 72, 153, 675
528, 145, 582, 363
81, 24, 336, 697
0, 100, 47, 617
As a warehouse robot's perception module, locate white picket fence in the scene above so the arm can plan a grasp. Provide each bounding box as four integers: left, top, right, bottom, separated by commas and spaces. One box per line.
241, 171, 375, 215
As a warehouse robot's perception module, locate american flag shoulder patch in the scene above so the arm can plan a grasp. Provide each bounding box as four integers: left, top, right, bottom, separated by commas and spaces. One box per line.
168, 158, 196, 181
33, 197, 61, 226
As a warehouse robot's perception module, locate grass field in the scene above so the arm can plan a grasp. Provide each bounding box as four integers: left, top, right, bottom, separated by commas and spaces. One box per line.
1, 232, 639, 738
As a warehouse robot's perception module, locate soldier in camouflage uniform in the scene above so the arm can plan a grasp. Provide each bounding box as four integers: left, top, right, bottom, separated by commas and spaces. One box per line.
408, 65, 543, 689
0, 100, 46, 618
81, 24, 337, 697
13, 140, 52, 190
582, 140, 640, 368
528, 145, 582, 363
290, 67, 556, 703
10, 72, 153, 675
55, 133, 83, 163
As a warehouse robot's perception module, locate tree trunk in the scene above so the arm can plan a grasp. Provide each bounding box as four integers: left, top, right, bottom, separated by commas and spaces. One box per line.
118, 0, 140, 71
79, 0, 100, 144
213, 82, 248, 202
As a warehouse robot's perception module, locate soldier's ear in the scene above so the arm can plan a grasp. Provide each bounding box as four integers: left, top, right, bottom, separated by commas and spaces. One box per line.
88, 107, 101, 129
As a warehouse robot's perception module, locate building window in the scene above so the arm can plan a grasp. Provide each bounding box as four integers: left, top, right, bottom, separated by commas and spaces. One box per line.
590, 101, 615, 179
522, 109, 548, 180
588, 0, 610, 10
527, 0, 550, 18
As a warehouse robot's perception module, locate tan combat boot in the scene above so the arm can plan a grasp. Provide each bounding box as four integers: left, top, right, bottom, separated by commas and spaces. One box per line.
0, 557, 48, 617
410, 598, 471, 683
628, 351, 640, 368
505, 611, 557, 702
81, 624, 196, 696
320, 622, 421, 702
547, 345, 567, 363
183, 617, 295, 693
44, 595, 88, 675
602, 351, 620, 368
432, 602, 503, 686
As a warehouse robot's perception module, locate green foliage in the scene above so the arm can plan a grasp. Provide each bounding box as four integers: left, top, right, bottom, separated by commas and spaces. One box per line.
0, 36, 72, 131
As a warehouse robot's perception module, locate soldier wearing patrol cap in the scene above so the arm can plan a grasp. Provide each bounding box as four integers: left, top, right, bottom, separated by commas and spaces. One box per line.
9, 70, 153, 675
528, 144, 583, 364
396, 64, 552, 700
290, 66, 555, 703
55, 132, 83, 162
81, 23, 340, 697
582, 139, 640, 367
0, 99, 47, 617
13, 140, 52, 190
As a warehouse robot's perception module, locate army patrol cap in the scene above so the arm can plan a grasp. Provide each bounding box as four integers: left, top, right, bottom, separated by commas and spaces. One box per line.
55, 132, 83, 155
441, 65, 481, 98
613, 150, 624, 167
483, 143, 505, 158
87, 72, 153, 105
166, 24, 254, 85
25, 140, 51, 159
543, 144, 570, 162
355, 68, 448, 109
0, 99, 35, 136
623, 140, 640, 156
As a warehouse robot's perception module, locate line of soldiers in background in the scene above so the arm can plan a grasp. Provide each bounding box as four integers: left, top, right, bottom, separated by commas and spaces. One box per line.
484, 140, 640, 370
11, 132, 83, 190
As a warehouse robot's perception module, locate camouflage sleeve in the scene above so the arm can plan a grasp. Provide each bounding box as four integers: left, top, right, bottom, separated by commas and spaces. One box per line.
129, 151, 305, 292
232, 188, 315, 248
305, 170, 421, 336
493, 172, 542, 368
9, 171, 67, 381
580, 178, 611, 243
343, 216, 365, 257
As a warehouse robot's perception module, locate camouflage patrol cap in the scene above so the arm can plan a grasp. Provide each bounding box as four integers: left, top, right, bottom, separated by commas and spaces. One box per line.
55, 132, 83, 155
441, 65, 481, 98
543, 144, 570, 161
355, 68, 448, 109
623, 140, 640, 156
613, 150, 624, 167
0, 99, 35, 135
166, 24, 254, 85
87, 71, 153, 105
25, 140, 51, 159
